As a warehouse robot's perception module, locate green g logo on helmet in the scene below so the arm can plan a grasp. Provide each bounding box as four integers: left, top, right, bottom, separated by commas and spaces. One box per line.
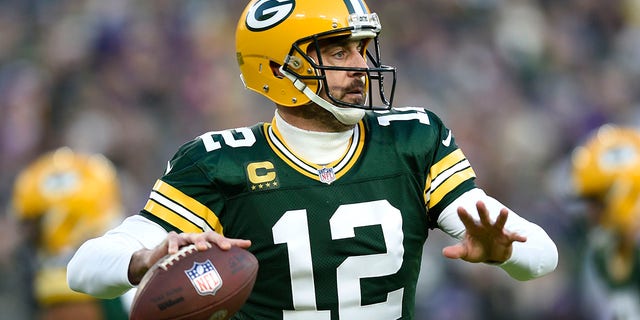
245, 0, 296, 31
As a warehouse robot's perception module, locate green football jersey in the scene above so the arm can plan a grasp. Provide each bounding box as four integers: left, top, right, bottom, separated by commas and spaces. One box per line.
141, 107, 476, 319
590, 237, 640, 318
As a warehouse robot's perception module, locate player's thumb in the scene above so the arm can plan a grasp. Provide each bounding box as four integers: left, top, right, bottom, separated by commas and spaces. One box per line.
442, 244, 466, 260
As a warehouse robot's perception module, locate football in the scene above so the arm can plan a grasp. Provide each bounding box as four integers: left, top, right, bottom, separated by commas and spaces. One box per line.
130, 244, 258, 320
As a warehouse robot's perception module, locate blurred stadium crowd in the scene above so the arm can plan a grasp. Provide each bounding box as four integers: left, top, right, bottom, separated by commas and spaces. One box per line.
1, 0, 639, 319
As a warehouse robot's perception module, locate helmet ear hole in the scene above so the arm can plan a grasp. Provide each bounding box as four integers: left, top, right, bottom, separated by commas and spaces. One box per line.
270, 61, 284, 79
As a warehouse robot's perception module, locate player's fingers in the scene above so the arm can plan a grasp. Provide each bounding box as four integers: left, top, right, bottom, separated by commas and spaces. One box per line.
194, 237, 214, 251
174, 231, 249, 251
476, 201, 492, 228
457, 206, 477, 229
166, 231, 182, 254
190, 232, 218, 251
493, 209, 509, 231
492, 210, 527, 243
508, 231, 527, 243
228, 238, 252, 249
172, 232, 209, 251
214, 236, 252, 250
207, 231, 231, 250
202, 231, 251, 250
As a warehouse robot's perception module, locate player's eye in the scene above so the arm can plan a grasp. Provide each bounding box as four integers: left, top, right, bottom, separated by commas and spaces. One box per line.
332, 50, 346, 59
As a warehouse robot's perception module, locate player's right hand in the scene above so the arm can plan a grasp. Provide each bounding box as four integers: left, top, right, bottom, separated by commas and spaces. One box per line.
128, 231, 251, 285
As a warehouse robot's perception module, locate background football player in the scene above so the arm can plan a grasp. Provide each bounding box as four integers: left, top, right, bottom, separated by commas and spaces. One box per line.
571, 125, 640, 320
68, 1, 558, 319
11, 147, 133, 320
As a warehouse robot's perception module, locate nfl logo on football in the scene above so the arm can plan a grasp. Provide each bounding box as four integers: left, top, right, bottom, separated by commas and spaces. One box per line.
184, 260, 223, 296
318, 167, 336, 184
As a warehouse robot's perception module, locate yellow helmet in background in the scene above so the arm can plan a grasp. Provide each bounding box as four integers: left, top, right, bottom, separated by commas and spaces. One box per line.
571, 125, 640, 233
236, 0, 396, 114
11, 147, 122, 256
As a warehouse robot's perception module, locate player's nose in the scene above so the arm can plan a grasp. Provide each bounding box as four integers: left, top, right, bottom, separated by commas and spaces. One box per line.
348, 51, 368, 76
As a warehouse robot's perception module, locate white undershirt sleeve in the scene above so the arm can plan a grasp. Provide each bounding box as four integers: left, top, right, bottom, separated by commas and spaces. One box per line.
437, 188, 558, 281
67, 215, 168, 298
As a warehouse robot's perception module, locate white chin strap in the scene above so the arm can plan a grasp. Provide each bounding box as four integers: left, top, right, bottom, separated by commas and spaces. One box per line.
280, 67, 365, 126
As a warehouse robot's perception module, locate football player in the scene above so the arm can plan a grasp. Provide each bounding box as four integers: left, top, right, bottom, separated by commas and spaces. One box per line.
68, 0, 558, 319
11, 147, 133, 320
571, 125, 640, 319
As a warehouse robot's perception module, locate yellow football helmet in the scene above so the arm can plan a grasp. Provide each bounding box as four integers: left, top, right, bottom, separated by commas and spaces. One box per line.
236, 0, 396, 114
11, 147, 123, 256
571, 125, 640, 233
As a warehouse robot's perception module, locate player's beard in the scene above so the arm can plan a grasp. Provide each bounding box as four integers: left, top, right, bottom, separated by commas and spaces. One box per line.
329, 79, 366, 105
295, 103, 355, 132
302, 77, 366, 129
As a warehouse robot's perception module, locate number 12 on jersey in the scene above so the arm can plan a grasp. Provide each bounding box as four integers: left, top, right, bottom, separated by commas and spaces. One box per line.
272, 200, 405, 319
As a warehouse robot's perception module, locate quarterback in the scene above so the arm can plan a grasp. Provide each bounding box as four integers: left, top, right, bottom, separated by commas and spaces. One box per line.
68, 0, 558, 319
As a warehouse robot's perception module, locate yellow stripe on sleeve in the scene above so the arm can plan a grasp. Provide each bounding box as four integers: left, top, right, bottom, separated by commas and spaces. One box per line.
428, 167, 476, 209
150, 180, 224, 234
430, 149, 466, 178
144, 200, 203, 233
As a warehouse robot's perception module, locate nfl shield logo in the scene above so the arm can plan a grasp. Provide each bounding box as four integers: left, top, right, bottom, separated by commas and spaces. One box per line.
184, 260, 223, 296
317, 167, 336, 184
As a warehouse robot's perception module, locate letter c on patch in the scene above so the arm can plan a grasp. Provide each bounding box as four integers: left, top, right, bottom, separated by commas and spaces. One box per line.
247, 161, 276, 184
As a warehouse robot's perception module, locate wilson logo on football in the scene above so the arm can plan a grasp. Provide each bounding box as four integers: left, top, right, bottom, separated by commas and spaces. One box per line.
184, 260, 223, 296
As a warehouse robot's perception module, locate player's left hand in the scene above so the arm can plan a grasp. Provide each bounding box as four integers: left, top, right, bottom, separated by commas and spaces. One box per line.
442, 201, 527, 264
